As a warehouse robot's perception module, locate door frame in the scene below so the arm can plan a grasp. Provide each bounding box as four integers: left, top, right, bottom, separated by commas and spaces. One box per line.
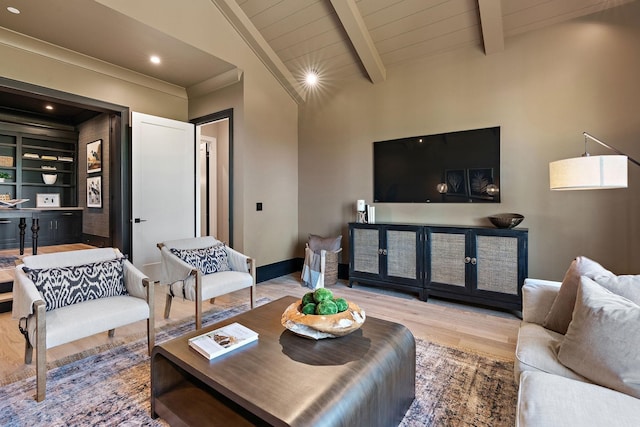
191, 108, 234, 246
0, 76, 131, 252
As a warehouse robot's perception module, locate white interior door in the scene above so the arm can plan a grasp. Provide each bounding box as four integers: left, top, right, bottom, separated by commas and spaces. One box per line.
132, 111, 195, 279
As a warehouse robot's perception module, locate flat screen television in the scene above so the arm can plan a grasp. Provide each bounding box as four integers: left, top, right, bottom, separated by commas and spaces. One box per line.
373, 126, 500, 203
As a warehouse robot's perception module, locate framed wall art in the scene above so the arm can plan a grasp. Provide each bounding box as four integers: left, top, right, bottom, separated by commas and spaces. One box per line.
87, 176, 102, 208
467, 168, 494, 199
444, 169, 468, 196
87, 139, 102, 173
36, 193, 60, 208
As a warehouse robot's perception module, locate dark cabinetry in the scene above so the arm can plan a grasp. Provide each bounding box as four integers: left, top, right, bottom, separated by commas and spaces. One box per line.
349, 222, 528, 310
0, 122, 82, 250
0, 210, 82, 250
425, 226, 528, 310
349, 223, 425, 299
0, 123, 77, 208
0, 217, 21, 248
32, 210, 82, 246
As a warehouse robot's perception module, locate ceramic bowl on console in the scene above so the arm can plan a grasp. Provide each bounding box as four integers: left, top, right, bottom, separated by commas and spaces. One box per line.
488, 213, 524, 229
281, 299, 366, 340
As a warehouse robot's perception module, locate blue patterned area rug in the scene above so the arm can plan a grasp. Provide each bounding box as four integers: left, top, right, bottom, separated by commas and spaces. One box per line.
0, 300, 517, 426
0, 255, 18, 270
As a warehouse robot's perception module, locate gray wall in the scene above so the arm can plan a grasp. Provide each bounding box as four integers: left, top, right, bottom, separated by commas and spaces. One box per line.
78, 114, 110, 241
298, 3, 640, 279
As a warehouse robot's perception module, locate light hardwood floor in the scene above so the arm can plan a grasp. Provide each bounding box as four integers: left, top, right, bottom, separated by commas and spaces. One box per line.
0, 248, 521, 382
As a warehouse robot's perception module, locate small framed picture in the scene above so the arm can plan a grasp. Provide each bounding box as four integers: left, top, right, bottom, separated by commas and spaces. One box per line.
444, 169, 468, 196
87, 176, 102, 208
468, 168, 494, 198
36, 193, 60, 208
87, 139, 102, 174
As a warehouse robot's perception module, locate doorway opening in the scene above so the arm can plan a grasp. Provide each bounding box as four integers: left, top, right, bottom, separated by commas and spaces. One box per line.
193, 109, 233, 246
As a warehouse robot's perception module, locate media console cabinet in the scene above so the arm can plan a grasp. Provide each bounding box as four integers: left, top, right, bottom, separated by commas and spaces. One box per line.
348, 222, 528, 311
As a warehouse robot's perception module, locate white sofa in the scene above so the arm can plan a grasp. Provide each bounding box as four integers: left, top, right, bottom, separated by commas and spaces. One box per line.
12, 247, 154, 401
515, 278, 640, 426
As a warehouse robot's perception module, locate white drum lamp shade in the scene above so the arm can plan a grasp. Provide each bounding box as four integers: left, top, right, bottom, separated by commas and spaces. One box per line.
549, 155, 628, 190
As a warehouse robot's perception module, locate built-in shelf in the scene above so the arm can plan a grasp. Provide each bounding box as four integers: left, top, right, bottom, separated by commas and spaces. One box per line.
0, 124, 78, 208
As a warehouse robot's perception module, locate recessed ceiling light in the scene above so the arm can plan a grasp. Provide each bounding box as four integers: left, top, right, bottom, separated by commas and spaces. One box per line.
150, 55, 161, 65
7, 6, 20, 14
45, 105, 54, 111
305, 70, 319, 86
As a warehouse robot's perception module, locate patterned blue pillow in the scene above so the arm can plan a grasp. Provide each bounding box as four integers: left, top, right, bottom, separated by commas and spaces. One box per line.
25, 258, 127, 311
170, 244, 230, 275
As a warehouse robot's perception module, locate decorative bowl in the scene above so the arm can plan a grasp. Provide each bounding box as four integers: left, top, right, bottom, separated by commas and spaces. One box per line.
42, 173, 57, 185
281, 299, 366, 340
488, 213, 524, 229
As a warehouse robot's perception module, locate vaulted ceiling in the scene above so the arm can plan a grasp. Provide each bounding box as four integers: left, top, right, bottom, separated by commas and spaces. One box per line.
0, 0, 634, 107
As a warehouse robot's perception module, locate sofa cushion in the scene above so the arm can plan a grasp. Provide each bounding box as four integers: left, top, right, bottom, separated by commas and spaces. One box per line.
170, 244, 230, 275
592, 274, 640, 303
558, 277, 640, 399
29, 295, 149, 349
308, 234, 342, 252
517, 371, 640, 427
543, 256, 615, 334
26, 258, 127, 311
514, 322, 589, 383
169, 270, 254, 301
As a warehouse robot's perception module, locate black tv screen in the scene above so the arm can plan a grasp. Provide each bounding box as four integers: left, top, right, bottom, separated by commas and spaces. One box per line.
373, 126, 500, 203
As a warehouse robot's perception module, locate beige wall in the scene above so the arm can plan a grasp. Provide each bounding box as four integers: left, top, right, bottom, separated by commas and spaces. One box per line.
0, 28, 188, 121
0, 0, 299, 267
299, 3, 640, 279
99, 0, 299, 266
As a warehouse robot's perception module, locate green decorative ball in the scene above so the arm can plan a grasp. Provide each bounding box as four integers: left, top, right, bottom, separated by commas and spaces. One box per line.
302, 302, 317, 315
301, 292, 315, 306
316, 299, 338, 315
334, 297, 348, 313
313, 288, 334, 303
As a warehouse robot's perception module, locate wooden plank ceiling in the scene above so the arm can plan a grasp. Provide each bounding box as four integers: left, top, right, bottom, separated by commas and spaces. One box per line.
0, 0, 634, 105
227, 0, 635, 101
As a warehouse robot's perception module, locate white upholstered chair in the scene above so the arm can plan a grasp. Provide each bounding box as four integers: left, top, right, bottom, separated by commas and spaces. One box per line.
157, 236, 256, 330
12, 247, 155, 401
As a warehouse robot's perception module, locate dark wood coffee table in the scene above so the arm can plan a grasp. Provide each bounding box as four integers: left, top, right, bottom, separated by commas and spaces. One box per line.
151, 296, 415, 427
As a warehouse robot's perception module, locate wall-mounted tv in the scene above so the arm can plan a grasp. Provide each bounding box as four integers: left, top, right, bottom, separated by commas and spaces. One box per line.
373, 126, 500, 203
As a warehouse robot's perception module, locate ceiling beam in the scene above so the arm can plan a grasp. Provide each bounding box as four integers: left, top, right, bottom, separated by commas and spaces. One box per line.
329, 0, 386, 84
478, 0, 505, 55
211, 0, 305, 104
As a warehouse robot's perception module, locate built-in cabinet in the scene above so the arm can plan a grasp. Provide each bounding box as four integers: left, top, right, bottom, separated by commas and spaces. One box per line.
0, 124, 77, 208
32, 210, 83, 247
0, 122, 82, 249
349, 222, 528, 310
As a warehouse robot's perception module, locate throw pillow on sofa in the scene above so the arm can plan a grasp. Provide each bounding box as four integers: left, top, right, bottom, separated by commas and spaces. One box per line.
170, 244, 230, 275
26, 258, 127, 311
557, 277, 640, 399
591, 274, 640, 303
543, 256, 615, 334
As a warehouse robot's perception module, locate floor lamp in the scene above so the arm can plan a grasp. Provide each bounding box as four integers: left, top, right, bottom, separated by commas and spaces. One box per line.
549, 132, 639, 190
